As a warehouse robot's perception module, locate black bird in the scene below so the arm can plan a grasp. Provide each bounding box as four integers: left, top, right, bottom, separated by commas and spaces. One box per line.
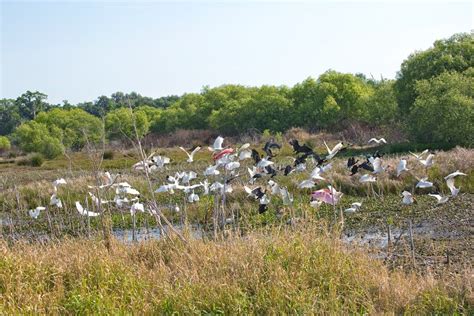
225, 174, 240, 185
349, 164, 359, 176
263, 140, 281, 157
359, 161, 374, 172
289, 139, 313, 155
265, 165, 277, 178
250, 187, 265, 200
258, 204, 268, 214
372, 150, 384, 159
347, 157, 359, 169
251, 149, 262, 164
283, 165, 294, 176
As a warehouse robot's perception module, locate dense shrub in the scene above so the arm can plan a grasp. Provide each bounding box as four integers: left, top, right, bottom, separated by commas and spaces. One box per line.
13, 121, 64, 159
0, 136, 11, 151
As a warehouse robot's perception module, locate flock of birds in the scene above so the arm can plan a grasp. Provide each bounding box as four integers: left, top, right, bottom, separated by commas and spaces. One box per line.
27, 136, 467, 222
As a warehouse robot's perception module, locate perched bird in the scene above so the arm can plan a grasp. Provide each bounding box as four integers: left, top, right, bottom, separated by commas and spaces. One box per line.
416, 177, 433, 189
204, 165, 220, 176
251, 149, 262, 164
368, 138, 387, 144
239, 149, 252, 160
401, 191, 415, 205
130, 201, 145, 216
256, 157, 274, 169
345, 202, 362, 213
310, 167, 326, 181
359, 161, 374, 172
179, 146, 201, 162
283, 165, 294, 176
267, 179, 280, 195
397, 159, 409, 177
370, 157, 385, 174
28, 206, 45, 219
187, 191, 200, 203
264, 165, 277, 178
50, 194, 63, 208
428, 194, 449, 205
53, 178, 67, 191
115, 182, 140, 195
75, 201, 100, 217
225, 161, 241, 171
347, 157, 359, 169
258, 194, 271, 214
349, 164, 360, 176
244, 186, 266, 200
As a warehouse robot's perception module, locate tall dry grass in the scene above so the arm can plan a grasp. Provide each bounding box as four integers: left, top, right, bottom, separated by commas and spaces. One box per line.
0, 226, 472, 314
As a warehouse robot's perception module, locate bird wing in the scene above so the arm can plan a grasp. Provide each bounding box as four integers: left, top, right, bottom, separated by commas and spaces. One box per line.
190, 146, 201, 157
323, 140, 331, 155
428, 194, 442, 201
178, 146, 191, 158
214, 136, 224, 150
380, 138, 387, 143
368, 138, 377, 143
75, 201, 85, 215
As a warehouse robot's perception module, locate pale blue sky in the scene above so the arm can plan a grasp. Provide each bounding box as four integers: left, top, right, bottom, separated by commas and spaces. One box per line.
1, 1, 472, 104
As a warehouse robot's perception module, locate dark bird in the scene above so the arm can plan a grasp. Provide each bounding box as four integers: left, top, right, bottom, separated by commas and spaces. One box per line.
265, 165, 277, 178
263, 140, 281, 157
349, 164, 359, 176
283, 165, 294, 176
359, 161, 374, 172
258, 204, 268, 214
289, 139, 314, 155
251, 149, 262, 164
372, 150, 385, 159
347, 157, 359, 169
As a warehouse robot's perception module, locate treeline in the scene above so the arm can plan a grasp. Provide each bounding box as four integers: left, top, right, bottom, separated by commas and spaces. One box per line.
0, 33, 472, 158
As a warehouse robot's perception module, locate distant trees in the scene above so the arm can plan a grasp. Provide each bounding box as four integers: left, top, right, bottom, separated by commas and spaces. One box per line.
408, 70, 473, 146
2, 32, 472, 157
396, 33, 474, 112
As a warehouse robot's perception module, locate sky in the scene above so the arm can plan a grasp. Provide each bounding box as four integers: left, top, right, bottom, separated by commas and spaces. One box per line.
1, 1, 472, 104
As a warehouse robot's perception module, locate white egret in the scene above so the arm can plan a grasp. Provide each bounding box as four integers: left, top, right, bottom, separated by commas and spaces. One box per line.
298, 179, 316, 189
204, 165, 220, 176
50, 194, 63, 208
368, 138, 387, 144
409, 149, 429, 161
187, 191, 200, 203
446, 177, 460, 197
179, 146, 201, 162
130, 201, 145, 216
345, 202, 362, 213
75, 201, 100, 217
359, 174, 377, 183
225, 161, 240, 171
416, 177, 433, 188
28, 206, 45, 219
324, 140, 344, 160
279, 187, 294, 205
428, 194, 449, 204
310, 167, 326, 181
239, 149, 252, 160
208, 136, 224, 152
444, 170, 467, 180
419, 153, 434, 168
401, 191, 414, 205
88, 192, 109, 207
397, 159, 409, 177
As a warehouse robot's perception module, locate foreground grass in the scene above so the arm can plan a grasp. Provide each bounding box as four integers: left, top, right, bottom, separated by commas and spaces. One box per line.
1, 226, 472, 314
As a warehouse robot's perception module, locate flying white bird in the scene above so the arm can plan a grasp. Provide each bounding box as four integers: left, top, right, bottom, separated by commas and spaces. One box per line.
416, 177, 433, 188
298, 179, 316, 189
370, 157, 385, 174
179, 146, 201, 162
428, 194, 449, 204
114, 195, 130, 207
368, 138, 387, 144
397, 159, 409, 177
324, 141, 344, 160
295, 163, 306, 172
310, 167, 326, 181
208, 136, 224, 152
75, 201, 100, 217
401, 191, 415, 205
359, 174, 377, 183
239, 149, 252, 160
53, 178, 67, 187
115, 183, 140, 196
50, 194, 63, 208
204, 165, 220, 176
130, 201, 145, 216
225, 161, 240, 171
446, 177, 460, 197
210, 181, 233, 194
28, 206, 45, 219
256, 157, 274, 169
444, 170, 467, 180
419, 153, 434, 168
267, 180, 280, 195
345, 202, 362, 213
155, 184, 176, 194
200, 179, 210, 195
151, 155, 171, 169
409, 149, 429, 161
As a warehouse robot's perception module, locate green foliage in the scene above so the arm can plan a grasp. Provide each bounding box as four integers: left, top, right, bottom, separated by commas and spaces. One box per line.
29, 153, 44, 167
103, 150, 114, 160
0, 136, 11, 151
105, 107, 150, 140
13, 121, 64, 159
408, 71, 474, 146
0, 99, 21, 135
35, 108, 103, 150
15, 90, 48, 120
363, 80, 398, 125
396, 33, 474, 112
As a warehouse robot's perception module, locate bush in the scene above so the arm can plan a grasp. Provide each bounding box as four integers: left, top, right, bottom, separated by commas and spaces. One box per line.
0, 136, 10, 151
30, 153, 44, 167
16, 153, 44, 167
13, 121, 64, 159
103, 150, 114, 160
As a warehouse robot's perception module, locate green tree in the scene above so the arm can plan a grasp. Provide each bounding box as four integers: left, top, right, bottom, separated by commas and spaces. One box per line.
15, 91, 49, 120
408, 70, 473, 146
363, 80, 398, 125
105, 108, 150, 140
0, 136, 11, 151
0, 99, 21, 135
396, 33, 474, 112
13, 121, 64, 158
35, 108, 103, 150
